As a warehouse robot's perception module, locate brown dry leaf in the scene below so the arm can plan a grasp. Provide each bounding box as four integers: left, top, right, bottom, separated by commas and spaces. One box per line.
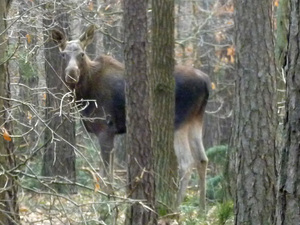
26, 34, 31, 44
227, 46, 235, 57
94, 176, 101, 192
27, 111, 33, 120
227, 46, 235, 63
88, 1, 94, 11
211, 82, 216, 90
19, 207, 30, 213
186, 47, 193, 53
226, 5, 234, 13
215, 31, 225, 43
105, 4, 111, 11
94, 182, 100, 192
1, 127, 12, 141
230, 55, 235, 64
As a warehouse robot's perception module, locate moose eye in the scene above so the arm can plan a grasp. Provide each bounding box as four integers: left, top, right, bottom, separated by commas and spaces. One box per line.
81, 52, 85, 58
61, 52, 66, 58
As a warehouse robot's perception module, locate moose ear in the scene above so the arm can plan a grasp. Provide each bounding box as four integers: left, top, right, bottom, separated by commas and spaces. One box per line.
79, 25, 95, 49
51, 29, 67, 51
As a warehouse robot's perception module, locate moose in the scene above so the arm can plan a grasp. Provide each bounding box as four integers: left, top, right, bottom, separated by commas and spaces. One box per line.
51, 25, 210, 209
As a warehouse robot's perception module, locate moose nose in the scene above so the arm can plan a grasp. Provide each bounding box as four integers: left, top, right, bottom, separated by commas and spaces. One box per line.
65, 66, 79, 84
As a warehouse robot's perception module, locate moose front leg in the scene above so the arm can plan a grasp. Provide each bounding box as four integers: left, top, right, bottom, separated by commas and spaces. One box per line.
98, 130, 115, 188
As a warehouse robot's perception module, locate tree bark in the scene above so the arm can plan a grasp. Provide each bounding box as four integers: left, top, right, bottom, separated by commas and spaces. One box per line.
42, 4, 76, 193
275, 0, 300, 224
151, 0, 178, 214
123, 0, 156, 224
0, 1, 20, 224
17, 0, 39, 152
103, 0, 123, 61
231, 0, 277, 224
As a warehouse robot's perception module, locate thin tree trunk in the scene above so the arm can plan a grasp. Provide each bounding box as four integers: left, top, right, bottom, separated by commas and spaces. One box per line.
231, 0, 277, 224
123, 0, 156, 224
17, 0, 39, 151
151, 0, 178, 214
103, 0, 123, 61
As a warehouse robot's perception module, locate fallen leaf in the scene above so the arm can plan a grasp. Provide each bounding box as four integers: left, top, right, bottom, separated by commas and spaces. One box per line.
1, 127, 12, 141
211, 82, 216, 90
26, 34, 31, 44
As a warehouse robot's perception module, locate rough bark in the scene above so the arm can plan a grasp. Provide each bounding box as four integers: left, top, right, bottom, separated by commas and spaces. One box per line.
275, 0, 300, 224
17, 0, 39, 151
231, 0, 277, 224
0, 1, 19, 224
41, 5, 76, 193
151, 0, 178, 214
123, 0, 156, 224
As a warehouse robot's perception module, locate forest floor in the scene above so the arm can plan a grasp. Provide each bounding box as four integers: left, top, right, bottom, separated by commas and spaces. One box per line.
19, 188, 234, 225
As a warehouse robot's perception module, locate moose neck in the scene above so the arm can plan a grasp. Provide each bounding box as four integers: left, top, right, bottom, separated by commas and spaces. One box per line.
74, 54, 95, 100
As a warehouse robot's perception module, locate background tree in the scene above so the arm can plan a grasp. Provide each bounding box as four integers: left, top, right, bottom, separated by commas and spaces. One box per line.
230, 0, 277, 224
17, 0, 39, 150
41, 2, 76, 193
276, 0, 300, 223
123, 0, 156, 224
0, 0, 19, 224
151, 0, 178, 214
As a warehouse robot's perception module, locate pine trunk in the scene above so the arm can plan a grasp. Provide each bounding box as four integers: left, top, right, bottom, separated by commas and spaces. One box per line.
276, 0, 300, 223
231, 0, 277, 224
123, 0, 156, 224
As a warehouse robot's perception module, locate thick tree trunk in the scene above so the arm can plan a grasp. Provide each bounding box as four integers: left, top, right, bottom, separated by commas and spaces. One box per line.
231, 0, 277, 224
151, 0, 178, 214
0, 1, 19, 224
42, 6, 76, 193
123, 0, 156, 224
275, 0, 300, 223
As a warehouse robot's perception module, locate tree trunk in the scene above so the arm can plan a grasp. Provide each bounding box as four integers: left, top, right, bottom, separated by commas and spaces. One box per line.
0, 1, 20, 224
17, 0, 39, 152
231, 0, 277, 224
103, 0, 123, 61
42, 5, 76, 193
123, 0, 156, 225
151, 0, 178, 214
275, 0, 300, 223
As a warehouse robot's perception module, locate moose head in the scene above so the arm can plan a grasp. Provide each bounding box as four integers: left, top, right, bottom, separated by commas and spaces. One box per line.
51, 25, 95, 84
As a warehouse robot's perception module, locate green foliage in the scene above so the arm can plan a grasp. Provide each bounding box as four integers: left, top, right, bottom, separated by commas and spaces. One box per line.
18, 58, 37, 80
21, 160, 43, 189
207, 175, 225, 201
180, 196, 234, 225
180, 203, 206, 225
217, 201, 234, 225
206, 145, 228, 167
206, 145, 229, 202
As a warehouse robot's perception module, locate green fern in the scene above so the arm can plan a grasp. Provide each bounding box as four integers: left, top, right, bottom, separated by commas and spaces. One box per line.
206, 145, 228, 166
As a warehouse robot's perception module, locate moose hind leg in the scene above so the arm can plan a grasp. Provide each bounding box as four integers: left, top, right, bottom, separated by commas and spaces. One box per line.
174, 125, 194, 207
188, 120, 208, 210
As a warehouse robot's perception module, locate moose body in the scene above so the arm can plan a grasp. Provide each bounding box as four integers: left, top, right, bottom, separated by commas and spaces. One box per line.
52, 25, 210, 209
